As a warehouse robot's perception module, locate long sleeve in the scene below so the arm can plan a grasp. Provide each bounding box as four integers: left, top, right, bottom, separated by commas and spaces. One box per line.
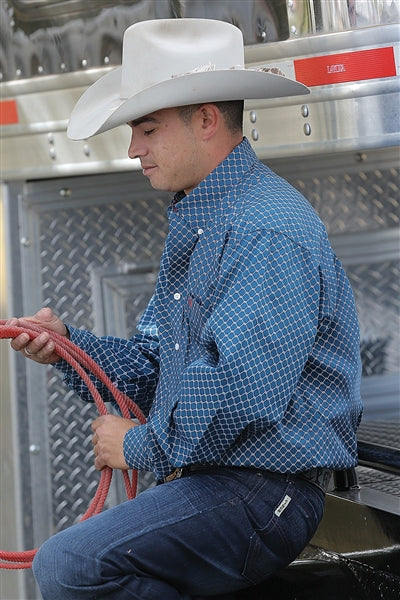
56, 303, 160, 417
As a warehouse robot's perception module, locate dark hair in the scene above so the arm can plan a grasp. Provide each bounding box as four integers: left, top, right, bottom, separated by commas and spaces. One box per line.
178, 100, 244, 134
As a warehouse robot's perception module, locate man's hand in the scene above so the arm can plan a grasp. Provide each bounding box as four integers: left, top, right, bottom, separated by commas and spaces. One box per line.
91, 415, 136, 471
7, 307, 68, 364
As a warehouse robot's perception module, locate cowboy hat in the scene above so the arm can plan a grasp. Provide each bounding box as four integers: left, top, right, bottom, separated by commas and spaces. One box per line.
67, 18, 309, 140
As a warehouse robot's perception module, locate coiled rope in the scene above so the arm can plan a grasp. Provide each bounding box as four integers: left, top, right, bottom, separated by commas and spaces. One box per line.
0, 320, 146, 569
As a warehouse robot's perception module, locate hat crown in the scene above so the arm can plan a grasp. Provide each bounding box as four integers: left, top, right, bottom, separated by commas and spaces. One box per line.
120, 19, 245, 99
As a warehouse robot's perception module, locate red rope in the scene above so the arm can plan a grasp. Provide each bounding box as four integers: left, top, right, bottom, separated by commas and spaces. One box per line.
0, 320, 146, 569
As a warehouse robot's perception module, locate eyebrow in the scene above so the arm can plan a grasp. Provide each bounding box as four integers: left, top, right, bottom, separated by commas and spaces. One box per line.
128, 116, 159, 127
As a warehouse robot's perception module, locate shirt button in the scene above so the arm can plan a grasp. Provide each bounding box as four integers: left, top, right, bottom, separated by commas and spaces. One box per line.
175, 343, 180, 351
173, 293, 181, 300
197, 228, 204, 235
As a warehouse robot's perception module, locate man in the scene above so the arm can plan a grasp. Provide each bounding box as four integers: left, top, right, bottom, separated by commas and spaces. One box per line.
8, 18, 362, 599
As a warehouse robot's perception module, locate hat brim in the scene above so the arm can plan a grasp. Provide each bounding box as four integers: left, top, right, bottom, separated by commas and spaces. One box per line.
67, 67, 309, 140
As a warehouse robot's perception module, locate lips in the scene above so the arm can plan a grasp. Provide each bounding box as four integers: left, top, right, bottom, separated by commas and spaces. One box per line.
141, 165, 157, 176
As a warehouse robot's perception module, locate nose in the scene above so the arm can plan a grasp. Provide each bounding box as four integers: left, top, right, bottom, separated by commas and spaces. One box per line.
127, 129, 146, 160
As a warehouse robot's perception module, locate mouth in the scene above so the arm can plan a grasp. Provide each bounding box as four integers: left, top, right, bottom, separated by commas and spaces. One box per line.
141, 165, 157, 177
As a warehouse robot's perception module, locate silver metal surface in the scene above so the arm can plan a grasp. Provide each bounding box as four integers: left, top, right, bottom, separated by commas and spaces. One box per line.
0, 0, 289, 82
0, 186, 25, 600
1, 1, 399, 82
245, 23, 400, 161
1, 23, 399, 180
357, 465, 400, 497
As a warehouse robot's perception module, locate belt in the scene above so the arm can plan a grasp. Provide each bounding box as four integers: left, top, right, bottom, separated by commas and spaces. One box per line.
297, 467, 333, 493
163, 465, 332, 493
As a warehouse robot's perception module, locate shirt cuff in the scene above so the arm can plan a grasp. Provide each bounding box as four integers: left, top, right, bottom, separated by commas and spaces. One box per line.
123, 424, 152, 471
54, 324, 100, 379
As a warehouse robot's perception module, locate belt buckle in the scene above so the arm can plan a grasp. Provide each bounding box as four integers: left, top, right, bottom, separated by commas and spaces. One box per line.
163, 467, 183, 483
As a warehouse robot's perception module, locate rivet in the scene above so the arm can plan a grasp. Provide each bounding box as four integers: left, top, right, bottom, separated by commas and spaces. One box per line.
288, 0, 294, 9
47, 132, 54, 144
81, 59, 88, 68
29, 444, 40, 455
37, 65, 44, 74
16, 68, 22, 78
59, 188, 72, 197
251, 129, 259, 141
49, 147, 56, 160
83, 144, 90, 157
301, 105, 309, 118
290, 25, 297, 35
303, 123, 312, 136
20, 237, 31, 247
249, 110, 257, 123
60, 62, 67, 71
104, 56, 110, 65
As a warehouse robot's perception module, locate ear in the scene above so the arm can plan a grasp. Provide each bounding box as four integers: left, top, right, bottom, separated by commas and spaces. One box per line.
196, 103, 221, 140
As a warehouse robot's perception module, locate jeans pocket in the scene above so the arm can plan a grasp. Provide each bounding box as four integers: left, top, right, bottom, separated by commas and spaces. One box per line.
240, 480, 324, 585
241, 517, 289, 585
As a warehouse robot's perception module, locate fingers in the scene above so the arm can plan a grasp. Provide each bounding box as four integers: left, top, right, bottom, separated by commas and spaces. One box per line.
17, 333, 57, 364
6, 308, 68, 337
5, 308, 68, 364
9, 328, 58, 364
91, 416, 133, 471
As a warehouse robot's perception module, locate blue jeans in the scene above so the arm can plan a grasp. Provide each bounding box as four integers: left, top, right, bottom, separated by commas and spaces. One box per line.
33, 468, 324, 599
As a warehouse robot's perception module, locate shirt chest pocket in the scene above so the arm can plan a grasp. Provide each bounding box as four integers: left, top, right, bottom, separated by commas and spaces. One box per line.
185, 260, 218, 345
185, 289, 215, 345
185, 231, 223, 344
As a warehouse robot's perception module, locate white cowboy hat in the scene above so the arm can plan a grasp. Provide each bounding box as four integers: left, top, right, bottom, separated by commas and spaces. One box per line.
67, 18, 309, 140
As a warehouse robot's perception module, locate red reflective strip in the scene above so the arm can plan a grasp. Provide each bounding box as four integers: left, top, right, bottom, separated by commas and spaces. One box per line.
294, 46, 397, 87
0, 99, 19, 125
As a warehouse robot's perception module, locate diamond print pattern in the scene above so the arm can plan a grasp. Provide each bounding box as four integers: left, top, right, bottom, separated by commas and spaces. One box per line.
59, 139, 363, 482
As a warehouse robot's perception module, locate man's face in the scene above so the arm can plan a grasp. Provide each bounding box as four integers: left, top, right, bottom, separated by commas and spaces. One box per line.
127, 107, 204, 194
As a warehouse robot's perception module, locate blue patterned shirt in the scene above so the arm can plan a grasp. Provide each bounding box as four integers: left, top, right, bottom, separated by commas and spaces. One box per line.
60, 138, 362, 481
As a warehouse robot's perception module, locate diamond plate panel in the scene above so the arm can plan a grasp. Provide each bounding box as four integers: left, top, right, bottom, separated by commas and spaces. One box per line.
39, 198, 167, 329
291, 167, 400, 234
36, 189, 168, 530
348, 260, 400, 376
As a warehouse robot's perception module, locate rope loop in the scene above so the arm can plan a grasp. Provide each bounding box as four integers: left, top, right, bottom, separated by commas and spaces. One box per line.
0, 320, 146, 569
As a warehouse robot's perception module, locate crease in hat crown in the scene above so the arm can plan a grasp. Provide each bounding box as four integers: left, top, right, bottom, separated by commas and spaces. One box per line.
120, 19, 245, 98
67, 18, 310, 140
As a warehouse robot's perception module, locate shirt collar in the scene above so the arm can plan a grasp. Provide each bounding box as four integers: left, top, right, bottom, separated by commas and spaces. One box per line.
169, 137, 258, 229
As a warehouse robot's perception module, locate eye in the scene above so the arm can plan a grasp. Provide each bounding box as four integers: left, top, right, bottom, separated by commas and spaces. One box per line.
144, 129, 155, 136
